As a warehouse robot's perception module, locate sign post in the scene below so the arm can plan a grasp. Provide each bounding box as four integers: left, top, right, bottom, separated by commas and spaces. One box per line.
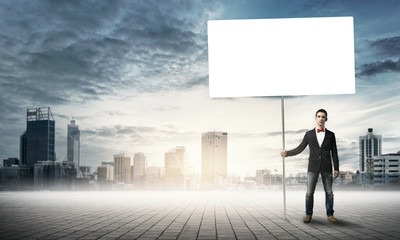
281, 96, 286, 217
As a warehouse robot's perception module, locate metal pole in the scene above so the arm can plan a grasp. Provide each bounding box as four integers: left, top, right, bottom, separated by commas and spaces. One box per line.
281, 96, 287, 219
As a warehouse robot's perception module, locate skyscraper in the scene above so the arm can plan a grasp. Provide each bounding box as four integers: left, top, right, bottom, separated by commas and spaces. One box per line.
201, 131, 227, 186
165, 146, 186, 178
359, 128, 382, 183
20, 131, 27, 166
67, 120, 80, 176
164, 146, 187, 190
26, 107, 55, 169
113, 153, 131, 184
133, 152, 147, 180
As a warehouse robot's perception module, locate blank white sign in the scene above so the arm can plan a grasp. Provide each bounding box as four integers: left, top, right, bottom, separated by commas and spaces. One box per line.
208, 17, 355, 98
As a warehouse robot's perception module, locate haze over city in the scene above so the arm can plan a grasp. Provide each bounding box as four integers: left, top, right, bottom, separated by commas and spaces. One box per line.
0, 0, 399, 177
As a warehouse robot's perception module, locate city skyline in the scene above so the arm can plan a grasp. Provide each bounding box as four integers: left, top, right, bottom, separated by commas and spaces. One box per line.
1, 1, 400, 177
3, 110, 398, 179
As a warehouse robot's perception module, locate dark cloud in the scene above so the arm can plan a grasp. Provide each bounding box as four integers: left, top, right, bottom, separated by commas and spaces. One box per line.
53, 114, 69, 121
300, 0, 336, 12
292, 0, 347, 16
0, 0, 218, 108
0, 0, 217, 160
370, 36, 400, 57
179, 75, 209, 89
357, 58, 400, 76
356, 36, 400, 77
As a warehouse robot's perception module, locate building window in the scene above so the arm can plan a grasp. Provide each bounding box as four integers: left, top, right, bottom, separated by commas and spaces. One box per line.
361, 142, 364, 155
389, 159, 399, 162
389, 170, 399, 173
373, 140, 379, 156
374, 164, 383, 167
389, 165, 399, 168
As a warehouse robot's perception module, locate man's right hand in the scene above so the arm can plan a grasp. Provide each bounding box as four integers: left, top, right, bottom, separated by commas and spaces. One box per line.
280, 151, 287, 157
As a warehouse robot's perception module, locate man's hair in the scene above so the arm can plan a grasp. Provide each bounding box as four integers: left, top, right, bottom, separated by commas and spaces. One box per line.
316, 109, 328, 117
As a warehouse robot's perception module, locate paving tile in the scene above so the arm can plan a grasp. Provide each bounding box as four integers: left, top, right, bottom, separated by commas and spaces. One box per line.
0, 191, 399, 240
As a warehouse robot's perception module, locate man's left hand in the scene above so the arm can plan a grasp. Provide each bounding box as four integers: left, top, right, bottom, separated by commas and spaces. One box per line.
334, 170, 339, 179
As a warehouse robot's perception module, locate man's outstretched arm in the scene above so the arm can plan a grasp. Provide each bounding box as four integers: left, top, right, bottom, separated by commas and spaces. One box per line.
281, 132, 308, 157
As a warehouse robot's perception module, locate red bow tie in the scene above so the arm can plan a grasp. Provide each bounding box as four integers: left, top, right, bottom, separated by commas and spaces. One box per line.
317, 129, 324, 133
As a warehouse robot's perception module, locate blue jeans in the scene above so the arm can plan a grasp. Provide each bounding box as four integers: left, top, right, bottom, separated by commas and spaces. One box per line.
306, 172, 334, 216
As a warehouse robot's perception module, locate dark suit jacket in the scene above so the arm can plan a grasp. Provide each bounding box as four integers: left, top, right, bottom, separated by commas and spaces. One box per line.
287, 128, 339, 173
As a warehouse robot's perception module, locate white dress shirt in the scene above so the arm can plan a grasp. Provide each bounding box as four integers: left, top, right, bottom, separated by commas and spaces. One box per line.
316, 128, 325, 147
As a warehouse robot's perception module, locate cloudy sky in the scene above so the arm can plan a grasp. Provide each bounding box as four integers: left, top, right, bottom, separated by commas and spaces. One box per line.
0, 0, 399, 177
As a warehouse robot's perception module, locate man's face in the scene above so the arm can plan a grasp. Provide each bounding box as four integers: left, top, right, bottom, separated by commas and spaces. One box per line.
315, 112, 327, 128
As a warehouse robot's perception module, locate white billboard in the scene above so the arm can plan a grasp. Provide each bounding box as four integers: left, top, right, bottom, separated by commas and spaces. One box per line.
208, 17, 355, 98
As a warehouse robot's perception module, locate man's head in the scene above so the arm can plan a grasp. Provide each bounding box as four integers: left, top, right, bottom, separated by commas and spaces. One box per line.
315, 109, 328, 129
315, 109, 327, 118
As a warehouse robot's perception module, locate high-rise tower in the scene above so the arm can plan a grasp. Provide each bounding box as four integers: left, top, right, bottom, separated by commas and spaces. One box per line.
359, 128, 382, 183
20, 131, 27, 166
113, 153, 131, 184
133, 152, 147, 180
164, 146, 187, 190
26, 107, 55, 168
201, 131, 227, 187
67, 120, 80, 176
165, 147, 186, 178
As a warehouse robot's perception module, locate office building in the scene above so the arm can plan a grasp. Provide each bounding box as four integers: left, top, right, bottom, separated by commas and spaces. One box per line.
359, 128, 382, 183
34, 161, 76, 190
79, 166, 91, 177
101, 161, 114, 166
3, 157, 19, 166
256, 169, 272, 185
20, 131, 27, 166
0, 164, 31, 190
133, 152, 147, 181
146, 166, 165, 179
336, 171, 357, 185
202, 131, 227, 186
165, 147, 186, 178
373, 152, 400, 185
67, 120, 80, 176
164, 147, 187, 190
113, 154, 131, 184
97, 163, 114, 182
144, 166, 164, 189
26, 107, 55, 168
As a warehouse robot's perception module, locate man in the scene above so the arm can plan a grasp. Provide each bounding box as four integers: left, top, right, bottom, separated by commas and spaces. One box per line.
281, 109, 339, 223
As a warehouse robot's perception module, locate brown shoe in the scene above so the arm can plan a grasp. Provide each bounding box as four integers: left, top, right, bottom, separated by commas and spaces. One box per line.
327, 216, 338, 223
303, 215, 312, 223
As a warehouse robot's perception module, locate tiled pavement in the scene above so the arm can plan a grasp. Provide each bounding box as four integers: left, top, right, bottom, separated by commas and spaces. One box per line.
0, 190, 399, 240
